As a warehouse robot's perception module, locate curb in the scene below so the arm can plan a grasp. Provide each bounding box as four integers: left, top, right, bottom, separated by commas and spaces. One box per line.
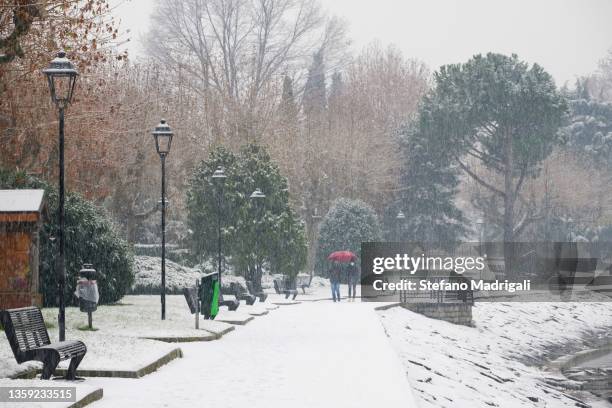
68, 387, 104, 408
374, 303, 401, 311
142, 324, 236, 343
51, 348, 183, 379
216, 316, 254, 325
143, 334, 216, 342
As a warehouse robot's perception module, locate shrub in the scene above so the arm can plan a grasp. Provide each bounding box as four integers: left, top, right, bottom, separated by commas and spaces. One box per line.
315, 198, 382, 274
0, 168, 134, 305
186, 144, 307, 288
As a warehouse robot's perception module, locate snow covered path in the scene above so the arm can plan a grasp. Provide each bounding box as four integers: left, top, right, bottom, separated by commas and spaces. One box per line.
88, 301, 418, 408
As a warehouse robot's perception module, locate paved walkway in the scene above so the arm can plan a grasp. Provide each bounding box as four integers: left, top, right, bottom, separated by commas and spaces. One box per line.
88, 300, 418, 408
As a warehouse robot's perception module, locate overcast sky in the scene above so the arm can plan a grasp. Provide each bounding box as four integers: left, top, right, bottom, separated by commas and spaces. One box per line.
114, 0, 612, 85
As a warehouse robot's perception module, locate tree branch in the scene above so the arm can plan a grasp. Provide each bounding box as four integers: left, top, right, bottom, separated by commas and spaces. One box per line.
455, 156, 506, 198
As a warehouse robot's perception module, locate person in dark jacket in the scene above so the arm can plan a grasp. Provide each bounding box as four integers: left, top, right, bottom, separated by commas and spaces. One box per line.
329, 262, 341, 302
346, 261, 359, 300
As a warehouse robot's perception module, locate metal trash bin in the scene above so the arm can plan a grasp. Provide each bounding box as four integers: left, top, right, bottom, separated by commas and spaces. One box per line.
199, 271, 220, 320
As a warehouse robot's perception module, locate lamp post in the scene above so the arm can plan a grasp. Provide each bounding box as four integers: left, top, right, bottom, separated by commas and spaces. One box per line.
212, 166, 227, 288
396, 210, 406, 242
250, 188, 266, 287
152, 119, 174, 320
43, 51, 78, 342
311, 208, 323, 274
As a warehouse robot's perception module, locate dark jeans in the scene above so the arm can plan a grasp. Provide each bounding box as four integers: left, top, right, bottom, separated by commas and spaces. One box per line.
331, 282, 340, 301
348, 274, 358, 299
348, 282, 357, 299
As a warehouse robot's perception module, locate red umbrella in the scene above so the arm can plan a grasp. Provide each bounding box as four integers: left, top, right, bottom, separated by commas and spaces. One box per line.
327, 250, 357, 263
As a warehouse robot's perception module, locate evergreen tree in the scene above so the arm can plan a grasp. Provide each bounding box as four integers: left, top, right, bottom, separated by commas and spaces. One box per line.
303, 49, 326, 121
280, 74, 298, 121
561, 80, 612, 169
186, 144, 307, 289
420, 53, 567, 274
315, 198, 382, 274
394, 122, 468, 245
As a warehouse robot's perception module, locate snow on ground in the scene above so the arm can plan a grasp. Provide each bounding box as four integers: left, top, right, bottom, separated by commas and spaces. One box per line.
85, 301, 418, 408
40, 295, 235, 339
379, 302, 612, 408
0, 323, 178, 379
0, 295, 235, 378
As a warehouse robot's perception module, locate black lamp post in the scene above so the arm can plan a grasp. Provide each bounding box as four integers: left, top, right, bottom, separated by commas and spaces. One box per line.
43, 51, 78, 342
152, 119, 174, 320
250, 188, 266, 286
396, 210, 406, 241
212, 166, 226, 288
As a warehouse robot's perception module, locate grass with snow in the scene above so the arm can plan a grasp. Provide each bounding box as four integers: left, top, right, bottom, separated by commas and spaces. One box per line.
380, 302, 612, 408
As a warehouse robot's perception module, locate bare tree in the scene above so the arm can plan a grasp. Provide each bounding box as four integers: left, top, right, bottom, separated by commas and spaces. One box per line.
145, 0, 342, 145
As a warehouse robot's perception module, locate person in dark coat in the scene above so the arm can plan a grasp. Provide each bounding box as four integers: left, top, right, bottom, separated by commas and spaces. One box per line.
346, 261, 359, 300
329, 262, 341, 302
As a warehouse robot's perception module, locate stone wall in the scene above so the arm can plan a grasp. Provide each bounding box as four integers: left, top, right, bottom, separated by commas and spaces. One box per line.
401, 302, 473, 326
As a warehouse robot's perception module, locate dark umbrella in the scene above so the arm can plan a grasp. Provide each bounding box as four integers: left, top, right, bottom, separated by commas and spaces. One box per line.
327, 250, 357, 263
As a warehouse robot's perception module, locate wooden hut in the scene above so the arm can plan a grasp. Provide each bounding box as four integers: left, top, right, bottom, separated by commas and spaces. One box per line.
0, 189, 45, 309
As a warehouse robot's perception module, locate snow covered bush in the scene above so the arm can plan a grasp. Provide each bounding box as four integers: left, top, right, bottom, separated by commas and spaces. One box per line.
315, 198, 382, 274
131, 256, 202, 294
0, 169, 134, 306
131, 256, 248, 294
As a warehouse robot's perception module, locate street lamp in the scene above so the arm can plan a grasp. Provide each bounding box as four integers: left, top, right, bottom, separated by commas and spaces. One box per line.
152, 119, 174, 320
250, 189, 266, 286
211, 166, 226, 289
396, 210, 406, 241
43, 51, 78, 342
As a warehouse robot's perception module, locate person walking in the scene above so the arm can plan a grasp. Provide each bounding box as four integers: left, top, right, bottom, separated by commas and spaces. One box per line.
346, 260, 359, 301
329, 262, 341, 302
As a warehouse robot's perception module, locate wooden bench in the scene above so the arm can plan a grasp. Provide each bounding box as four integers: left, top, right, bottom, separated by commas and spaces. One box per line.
230, 282, 256, 305
218, 294, 240, 311
183, 286, 239, 321
273, 278, 298, 300
246, 281, 268, 302
0, 307, 87, 380
295, 274, 313, 294
183, 287, 199, 314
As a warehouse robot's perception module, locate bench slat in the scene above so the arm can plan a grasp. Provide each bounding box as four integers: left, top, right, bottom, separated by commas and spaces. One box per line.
5, 307, 51, 352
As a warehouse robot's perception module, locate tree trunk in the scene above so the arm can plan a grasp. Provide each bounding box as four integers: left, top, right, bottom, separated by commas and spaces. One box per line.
503, 131, 515, 278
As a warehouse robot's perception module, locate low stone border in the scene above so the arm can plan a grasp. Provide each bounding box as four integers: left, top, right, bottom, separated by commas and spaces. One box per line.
549, 341, 612, 371
216, 315, 254, 325
546, 341, 612, 398
10, 367, 38, 379
373, 302, 401, 311
246, 310, 268, 316
68, 387, 103, 408
143, 333, 217, 342
49, 348, 183, 379
142, 324, 235, 343
271, 301, 301, 306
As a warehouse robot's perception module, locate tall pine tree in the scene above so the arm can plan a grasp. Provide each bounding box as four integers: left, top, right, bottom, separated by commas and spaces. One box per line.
395, 120, 467, 245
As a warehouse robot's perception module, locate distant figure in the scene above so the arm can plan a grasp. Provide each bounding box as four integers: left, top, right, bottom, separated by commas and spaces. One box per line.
346, 261, 359, 300
329, 262, 342, 302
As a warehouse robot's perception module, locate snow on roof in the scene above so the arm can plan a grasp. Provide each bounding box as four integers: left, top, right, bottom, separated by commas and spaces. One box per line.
0, 189, 45, 213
